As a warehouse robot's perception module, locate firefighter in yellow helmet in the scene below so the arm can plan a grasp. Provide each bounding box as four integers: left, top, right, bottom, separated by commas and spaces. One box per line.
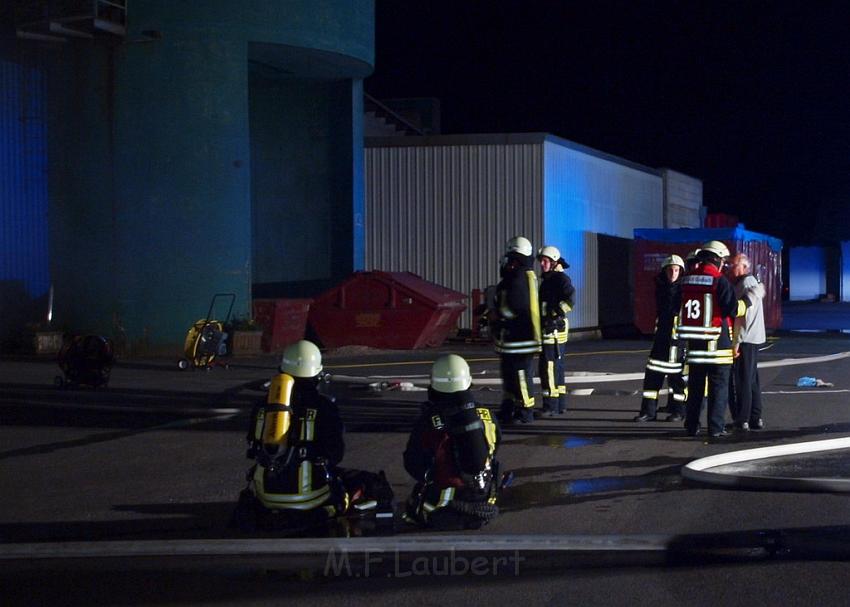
537, 245, 575, 416
634, 254, 687, 422
235, 340, 393, 530
403, 354, 502, 530
494, 236, 542, 425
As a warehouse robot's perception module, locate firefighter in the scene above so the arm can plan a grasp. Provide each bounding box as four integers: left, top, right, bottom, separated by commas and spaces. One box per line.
678, 241, 747, 439
537, 245, 575, 416
634, 254, 687, 422
236, 340, 392, 530
403, 354, 502, 530
493, 236, 542, 425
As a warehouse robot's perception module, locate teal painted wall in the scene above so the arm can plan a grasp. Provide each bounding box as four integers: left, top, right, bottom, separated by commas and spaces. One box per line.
45, 0, 373, 350
48, 45, 116, 337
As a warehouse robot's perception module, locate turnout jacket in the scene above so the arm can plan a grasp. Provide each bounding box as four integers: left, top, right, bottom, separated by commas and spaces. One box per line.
493, 252, 542, 354
539, 268, 575, 345
403, 388, 500, 492
678, 262, 740, 365
649, 270, 682, 361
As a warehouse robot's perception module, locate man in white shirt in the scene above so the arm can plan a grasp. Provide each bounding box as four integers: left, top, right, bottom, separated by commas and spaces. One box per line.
729, 253, 766, 430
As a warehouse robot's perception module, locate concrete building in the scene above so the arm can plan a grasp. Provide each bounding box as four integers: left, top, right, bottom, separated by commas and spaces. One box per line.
1, 1, 374, 351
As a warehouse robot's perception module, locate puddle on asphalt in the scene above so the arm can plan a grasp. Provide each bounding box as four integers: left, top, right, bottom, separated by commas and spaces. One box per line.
501, 471, 682, 510
503, 435, 606, 448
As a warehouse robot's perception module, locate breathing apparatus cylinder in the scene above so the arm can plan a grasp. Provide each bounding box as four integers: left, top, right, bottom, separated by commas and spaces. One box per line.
260, 373, 295, 445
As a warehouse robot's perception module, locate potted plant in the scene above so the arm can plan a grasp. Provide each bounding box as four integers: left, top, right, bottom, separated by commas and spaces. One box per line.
229, 315, 263, 356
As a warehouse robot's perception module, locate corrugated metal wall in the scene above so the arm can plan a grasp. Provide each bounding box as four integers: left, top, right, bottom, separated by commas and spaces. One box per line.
1, 56, 49, 299
662, 168, 703, 228
365, 143, 544, 329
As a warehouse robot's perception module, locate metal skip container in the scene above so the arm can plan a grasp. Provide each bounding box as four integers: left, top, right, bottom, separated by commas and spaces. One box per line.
307, 271, 467, 349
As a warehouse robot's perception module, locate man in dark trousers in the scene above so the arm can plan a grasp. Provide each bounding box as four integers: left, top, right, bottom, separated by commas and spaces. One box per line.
678, 241, 747, 439
537, 245, 575, 416
493, 236, 542, 425
728, 252, 766, 431
634, 254, 687, 422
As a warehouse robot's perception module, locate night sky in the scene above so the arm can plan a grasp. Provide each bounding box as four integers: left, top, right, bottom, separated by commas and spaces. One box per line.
366, 1, 850, 246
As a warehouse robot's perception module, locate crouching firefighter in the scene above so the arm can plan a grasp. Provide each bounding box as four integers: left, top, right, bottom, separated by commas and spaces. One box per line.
235, 340, 393, 531
403, 354, 503, 530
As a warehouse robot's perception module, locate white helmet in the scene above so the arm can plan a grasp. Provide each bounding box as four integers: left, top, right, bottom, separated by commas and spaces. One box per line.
537, 245, 561, 262
430, 354, 472, 393
506, 236, 533, 257
700, 240, 730, 260
280, 340, 322, 378
686, 249, 701, 261
662, 254, 685, 269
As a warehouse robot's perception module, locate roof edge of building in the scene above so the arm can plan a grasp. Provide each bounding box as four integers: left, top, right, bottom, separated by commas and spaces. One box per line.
365, 132, 661, 177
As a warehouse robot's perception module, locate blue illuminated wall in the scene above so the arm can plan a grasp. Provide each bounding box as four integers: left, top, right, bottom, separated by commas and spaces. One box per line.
543, 137, 663, 331
789, 246, 826, 301
841, 241, 850, 302
41, 0, 373, 350
0, 44, 50, 345
0, 54, 48, 300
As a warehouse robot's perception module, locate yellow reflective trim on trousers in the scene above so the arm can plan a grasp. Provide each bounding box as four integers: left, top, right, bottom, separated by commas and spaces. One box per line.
423, 488, 455, 514
252, 466, 331, 510
546, 360, 557, 397
518, 369, 534, 408
642, 390, 659, 399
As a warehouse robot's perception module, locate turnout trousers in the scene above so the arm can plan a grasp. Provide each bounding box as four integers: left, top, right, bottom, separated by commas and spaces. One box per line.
499, 353, 536, 423
684, 363, 731, 436
539, 336, 567, 413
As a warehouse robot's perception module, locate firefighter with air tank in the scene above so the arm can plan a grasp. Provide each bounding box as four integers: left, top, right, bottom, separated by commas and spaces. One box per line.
678, 240, 749, 439
403, 354, 502, 530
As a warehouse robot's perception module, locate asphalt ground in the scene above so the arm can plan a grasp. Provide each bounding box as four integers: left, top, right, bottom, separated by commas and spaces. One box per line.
3, 333, 850, 604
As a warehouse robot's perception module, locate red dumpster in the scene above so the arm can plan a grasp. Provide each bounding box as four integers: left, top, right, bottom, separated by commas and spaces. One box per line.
633, 227, 783, 334
252, 298, 313, 353
308, 271, 467, 349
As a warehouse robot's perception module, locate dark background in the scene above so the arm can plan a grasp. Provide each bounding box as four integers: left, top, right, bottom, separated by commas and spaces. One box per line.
366, 1, 850, 246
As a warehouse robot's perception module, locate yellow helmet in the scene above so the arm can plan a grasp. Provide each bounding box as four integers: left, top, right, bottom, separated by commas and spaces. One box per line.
431, 354, 472, 393
280, 340, 322, 378
662, 254, 685, 269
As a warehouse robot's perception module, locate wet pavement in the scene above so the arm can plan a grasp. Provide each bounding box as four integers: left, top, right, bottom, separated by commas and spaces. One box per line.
3, 332, 850, 603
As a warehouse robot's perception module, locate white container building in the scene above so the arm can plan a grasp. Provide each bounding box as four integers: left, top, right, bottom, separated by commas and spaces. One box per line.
365, 133, 702, 333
